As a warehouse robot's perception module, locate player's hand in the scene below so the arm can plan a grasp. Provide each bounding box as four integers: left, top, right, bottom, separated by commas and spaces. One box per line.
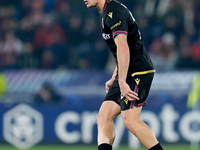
105, 78, 114, 93
119, 81, 139, 101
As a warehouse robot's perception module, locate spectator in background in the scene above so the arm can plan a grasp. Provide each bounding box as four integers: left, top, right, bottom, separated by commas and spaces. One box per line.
17, 42, 38, 69
175, 33, 196, 70
1, 31, 23, 55
29, 0, 45, 26
66, 14, 83, 47
0, 6, 18, 33
16, 17, 35, 42
34, 14, 66, 63
82, 17, 99, 43
42, 44, 68, 69
0, 0, 200, 71
92, 39, 109, 70
0, 31, 22, 70
150, 32, 178, 71
161, 8, 184, 39
55, 0, 71, 27
66, 14, 85, 69
137, 17, 152, 50
190, 37, 200, 68
40, 49, 56, 69
20, 0, 32, 18
75, 17, 103, 70
34, 15, 65, 49
34, 81, 61, 104
55, 0, 71, 45
194, 0, 200, 34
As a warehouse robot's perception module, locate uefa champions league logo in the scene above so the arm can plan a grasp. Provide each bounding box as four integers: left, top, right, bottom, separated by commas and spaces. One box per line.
3, 104, 43, 149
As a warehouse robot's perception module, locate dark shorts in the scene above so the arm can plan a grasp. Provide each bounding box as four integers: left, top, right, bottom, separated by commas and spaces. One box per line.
104, 71, 154, 111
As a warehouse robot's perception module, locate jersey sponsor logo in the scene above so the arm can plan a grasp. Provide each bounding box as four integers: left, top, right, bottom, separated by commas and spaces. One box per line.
111, 21, 121, 30
102, 33, 111, 40
135, 78, 140, 85
108, 12, 113, 18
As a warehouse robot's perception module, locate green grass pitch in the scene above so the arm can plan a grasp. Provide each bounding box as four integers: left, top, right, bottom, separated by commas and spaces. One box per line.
0, 145, 199, 150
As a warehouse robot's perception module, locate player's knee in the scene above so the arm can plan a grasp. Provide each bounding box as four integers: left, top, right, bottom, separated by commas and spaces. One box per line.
122, 117, 139, 134
96, 113, 105, 127
122, 117, 132, 129
96, 113, 101, 126
96, 112, 111, 127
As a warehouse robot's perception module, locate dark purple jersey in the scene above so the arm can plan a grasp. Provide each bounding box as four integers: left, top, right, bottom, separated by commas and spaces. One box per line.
101, 0, 154, 75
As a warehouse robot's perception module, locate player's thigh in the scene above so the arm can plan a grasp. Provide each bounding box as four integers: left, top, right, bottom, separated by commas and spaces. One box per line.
97, 101, 121, 124
121, 106, 142, 123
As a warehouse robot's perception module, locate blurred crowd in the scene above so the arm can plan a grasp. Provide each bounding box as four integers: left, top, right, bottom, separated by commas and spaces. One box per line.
0, 0, 199, 72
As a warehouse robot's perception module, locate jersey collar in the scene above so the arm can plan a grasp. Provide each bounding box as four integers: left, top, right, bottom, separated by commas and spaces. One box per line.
100, 0, 109, 15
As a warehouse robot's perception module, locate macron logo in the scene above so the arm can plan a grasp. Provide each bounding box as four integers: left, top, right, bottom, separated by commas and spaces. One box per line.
108, 12, 113, 18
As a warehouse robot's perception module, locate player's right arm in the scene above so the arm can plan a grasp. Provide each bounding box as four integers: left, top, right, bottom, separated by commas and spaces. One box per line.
105, 66, 117, 93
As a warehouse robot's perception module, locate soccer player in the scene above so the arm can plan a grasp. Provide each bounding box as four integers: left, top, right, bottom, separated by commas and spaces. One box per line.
83, 0, 163, 150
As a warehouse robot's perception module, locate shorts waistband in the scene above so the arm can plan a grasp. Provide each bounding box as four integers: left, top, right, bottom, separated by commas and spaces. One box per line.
131, 70, 156, 77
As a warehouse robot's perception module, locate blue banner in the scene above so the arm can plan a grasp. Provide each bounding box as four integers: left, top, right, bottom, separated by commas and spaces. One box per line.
0, 70, 199, 149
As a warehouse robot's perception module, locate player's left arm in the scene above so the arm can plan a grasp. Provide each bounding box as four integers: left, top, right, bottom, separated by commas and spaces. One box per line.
114, 34, 139, 101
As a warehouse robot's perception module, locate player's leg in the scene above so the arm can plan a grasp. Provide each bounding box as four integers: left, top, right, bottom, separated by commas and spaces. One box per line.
121, 106, 163, 150
120, 73, 163, 149
97, 101, 121, 150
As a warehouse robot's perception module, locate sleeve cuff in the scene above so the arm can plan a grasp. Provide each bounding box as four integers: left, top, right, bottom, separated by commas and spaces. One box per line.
113, 31, 128, 38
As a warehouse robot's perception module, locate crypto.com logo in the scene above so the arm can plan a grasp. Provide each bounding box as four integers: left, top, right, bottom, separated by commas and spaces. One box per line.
3, 104, 43, 149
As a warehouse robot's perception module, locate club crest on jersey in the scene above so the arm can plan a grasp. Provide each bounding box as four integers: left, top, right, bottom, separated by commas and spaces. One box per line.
102, 18, 104, 29
102, 33, 110, 40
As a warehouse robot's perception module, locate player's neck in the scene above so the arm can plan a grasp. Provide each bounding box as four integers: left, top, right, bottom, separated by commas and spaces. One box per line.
96, 0, 106, 13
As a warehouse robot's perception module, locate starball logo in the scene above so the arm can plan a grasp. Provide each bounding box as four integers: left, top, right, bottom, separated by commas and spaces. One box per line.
3, 104, 43, 149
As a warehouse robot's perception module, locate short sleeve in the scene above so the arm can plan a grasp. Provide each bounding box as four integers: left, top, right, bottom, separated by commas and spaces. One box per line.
106, 9, 128, 38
